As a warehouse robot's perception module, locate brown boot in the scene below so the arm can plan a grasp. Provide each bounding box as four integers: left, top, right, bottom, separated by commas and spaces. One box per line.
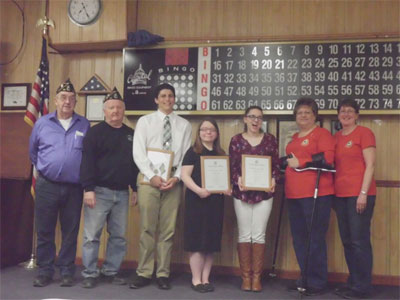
251, 243, 265, 292
237, 242, 252, 291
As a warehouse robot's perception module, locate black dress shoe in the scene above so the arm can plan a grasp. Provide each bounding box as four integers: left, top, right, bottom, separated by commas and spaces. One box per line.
60, 275, 74, 287
191, 283, 206, 293
339, 289, 369, 299
129, 275, 151, 289
303, 287, 326, 296
203, 283, 215, 292
101, 274, 127, 285
33, 275, 52, 287
157, 277, 171, 290
81, 277, 97, 289
335, 285, 351, 295
287, 281, 303, 292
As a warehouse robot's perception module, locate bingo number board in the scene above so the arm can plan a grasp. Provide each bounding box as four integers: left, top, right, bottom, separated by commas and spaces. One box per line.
123, 39, 400, 113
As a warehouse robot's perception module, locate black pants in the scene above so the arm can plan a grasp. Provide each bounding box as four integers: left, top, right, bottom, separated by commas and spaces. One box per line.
35, 175, 83, 277
287, 195, 333, 289
333, 196, 375, 293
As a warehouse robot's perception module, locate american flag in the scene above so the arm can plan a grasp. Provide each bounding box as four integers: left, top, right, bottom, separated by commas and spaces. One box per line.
24, 37, 49, 197
24, 37, 49, 126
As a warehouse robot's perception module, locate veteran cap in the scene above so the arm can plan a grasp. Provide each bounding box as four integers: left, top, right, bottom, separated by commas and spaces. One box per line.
56, 78, 75, 94
104, 87, 123, 102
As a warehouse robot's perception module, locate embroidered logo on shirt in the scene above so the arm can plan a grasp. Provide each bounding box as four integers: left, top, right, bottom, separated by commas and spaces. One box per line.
301, 139, 309, 146
127, 135, 133, 142
345, 140, 353, 148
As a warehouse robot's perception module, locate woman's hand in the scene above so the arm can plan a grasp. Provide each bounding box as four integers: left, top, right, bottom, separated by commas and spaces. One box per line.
238, 176, 247, 191
356, 194, 367, 214
197, 187, 211, 198
287, 153, 300, 168
270, 178, 276, 193
223, 189, 232, 196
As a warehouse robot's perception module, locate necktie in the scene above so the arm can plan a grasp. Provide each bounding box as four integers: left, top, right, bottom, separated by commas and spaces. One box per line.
163, 115, 172, 150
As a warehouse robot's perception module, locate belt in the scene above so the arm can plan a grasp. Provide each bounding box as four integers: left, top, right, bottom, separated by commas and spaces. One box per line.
39, 173, 80, 186
39, 172, 59, 184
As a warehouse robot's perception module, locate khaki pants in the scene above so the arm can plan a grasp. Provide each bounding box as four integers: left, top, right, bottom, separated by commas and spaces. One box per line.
136, 175, 182, 278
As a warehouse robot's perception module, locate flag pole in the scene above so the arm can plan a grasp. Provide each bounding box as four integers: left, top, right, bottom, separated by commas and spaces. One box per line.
19, 168, 37, 269
20, 0, 54, 270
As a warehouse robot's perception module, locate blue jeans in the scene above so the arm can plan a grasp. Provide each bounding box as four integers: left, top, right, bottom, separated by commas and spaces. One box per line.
35, 175, 83, 277
287, 195, 333, 289
81, 186, 129, 278
333, 196, 375, 293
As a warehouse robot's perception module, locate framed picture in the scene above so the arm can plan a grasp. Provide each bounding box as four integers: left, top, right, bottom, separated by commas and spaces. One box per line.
242, 154, 272, 191
1, 83, 31, 110
200, 156, 231, 193
277, 119, 298, 158
140, 148, 174, 184
331, 120, 342, 135
277, 118, 322, 157
261, 120, 268, 133
85, 95, 105, 121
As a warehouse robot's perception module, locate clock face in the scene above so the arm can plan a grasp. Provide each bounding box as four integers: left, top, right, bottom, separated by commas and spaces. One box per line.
68, 0, 102, 26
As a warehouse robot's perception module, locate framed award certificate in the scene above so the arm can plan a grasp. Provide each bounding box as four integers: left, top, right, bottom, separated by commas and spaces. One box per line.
200, 156, 231, 193
1, 83, 30, 110
242, 154, 272, 191
140, 148, 174, 184
86, 95, 105, 121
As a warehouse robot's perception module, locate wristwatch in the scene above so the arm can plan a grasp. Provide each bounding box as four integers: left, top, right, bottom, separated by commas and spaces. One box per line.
360, 190, 367, 195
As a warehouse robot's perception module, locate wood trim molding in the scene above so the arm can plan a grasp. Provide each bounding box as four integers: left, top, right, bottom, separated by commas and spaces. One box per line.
162, 32, 400, 44
376, 180, 400, 188
48, 40, 127, 54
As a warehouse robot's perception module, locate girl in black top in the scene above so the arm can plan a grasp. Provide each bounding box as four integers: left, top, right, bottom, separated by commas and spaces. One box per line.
181, 118, 230, 293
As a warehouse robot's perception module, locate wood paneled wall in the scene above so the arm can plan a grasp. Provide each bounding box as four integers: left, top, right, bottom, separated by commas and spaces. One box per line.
48, 0, 128, 44
135, 0, 400, 40
1, 0, 399, 281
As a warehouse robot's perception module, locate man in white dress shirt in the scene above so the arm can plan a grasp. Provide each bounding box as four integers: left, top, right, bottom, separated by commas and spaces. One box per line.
130, 83, 192, 290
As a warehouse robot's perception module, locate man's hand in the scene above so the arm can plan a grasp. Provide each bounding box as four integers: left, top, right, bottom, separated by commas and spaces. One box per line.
84, 191, 96, 208
130, 191, 138, 206
160, 177, 179, 191
150, 175, 164, 189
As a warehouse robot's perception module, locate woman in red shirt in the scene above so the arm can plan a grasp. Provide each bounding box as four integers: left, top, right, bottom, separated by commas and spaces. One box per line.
285, 98, 335, 296
333, 99, 376, 299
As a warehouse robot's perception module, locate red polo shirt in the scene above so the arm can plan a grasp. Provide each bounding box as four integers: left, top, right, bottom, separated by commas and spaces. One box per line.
334, 126, 376, 197
285, 126, 335, 199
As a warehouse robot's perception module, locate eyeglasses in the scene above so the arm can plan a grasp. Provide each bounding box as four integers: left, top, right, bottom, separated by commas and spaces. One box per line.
199, 128, 217, 133
246, 115, 263, 121
339, 109, 357, 114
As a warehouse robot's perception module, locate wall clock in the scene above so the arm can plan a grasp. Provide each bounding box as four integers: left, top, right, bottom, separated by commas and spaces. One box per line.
67, 0, 102, 26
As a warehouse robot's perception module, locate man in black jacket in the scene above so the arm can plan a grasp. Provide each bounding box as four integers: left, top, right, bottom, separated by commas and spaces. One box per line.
80, 87, 138, 288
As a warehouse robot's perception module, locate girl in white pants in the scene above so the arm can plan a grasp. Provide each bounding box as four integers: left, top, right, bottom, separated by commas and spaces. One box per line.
234, 198, 273, 244
229, 106, 280, 292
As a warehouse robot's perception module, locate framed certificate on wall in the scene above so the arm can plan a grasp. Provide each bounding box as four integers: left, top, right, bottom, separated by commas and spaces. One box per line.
1, 83, 30, 110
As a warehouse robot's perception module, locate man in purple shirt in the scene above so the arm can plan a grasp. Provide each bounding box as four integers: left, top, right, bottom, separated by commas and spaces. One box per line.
29, 79, 90, 288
